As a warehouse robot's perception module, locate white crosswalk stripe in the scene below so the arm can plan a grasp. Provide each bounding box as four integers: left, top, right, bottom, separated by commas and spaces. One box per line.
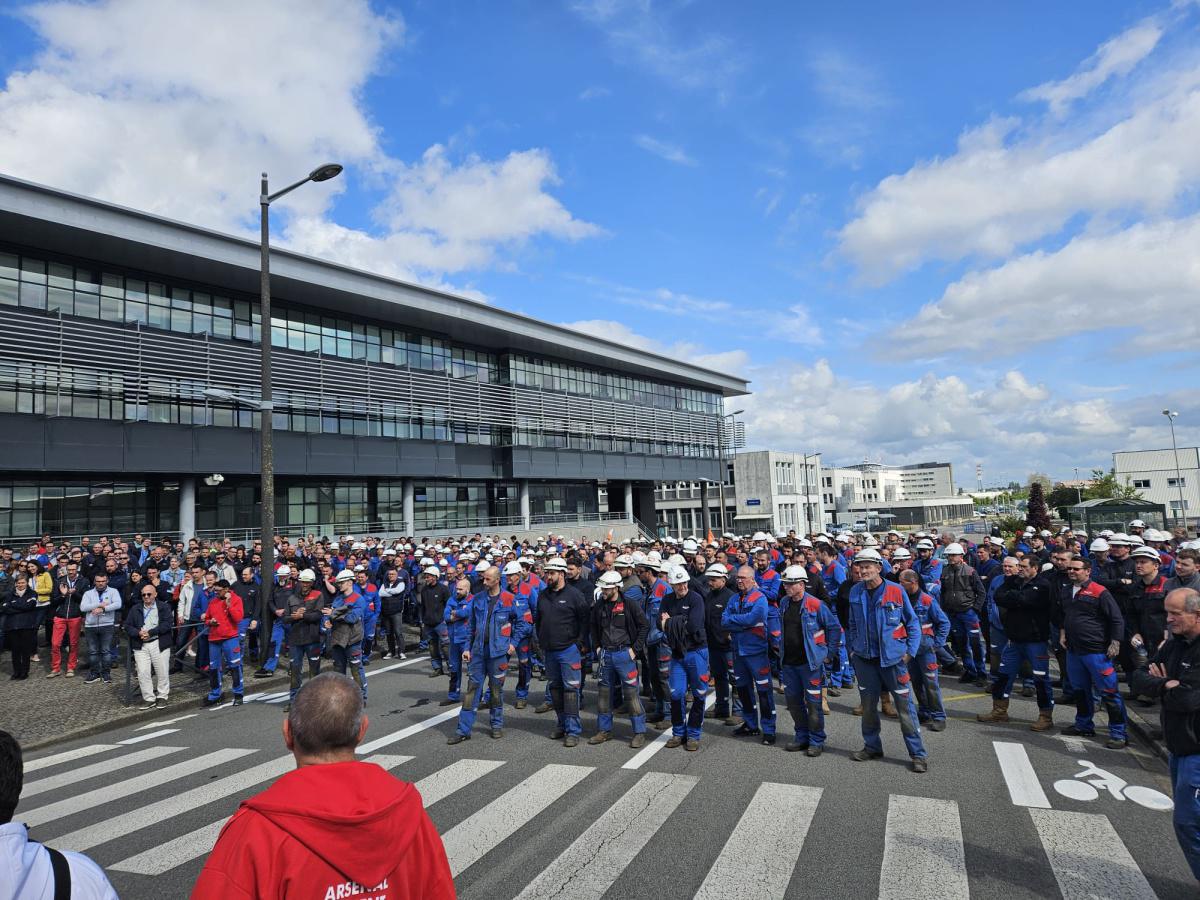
413, 758, 506, 809
516, 771, 697, 899
694, 782, 823, 900
23, 744, 118, 773
23, 745, 184, 798
20, 747, 257, 829
107, 755, 414, 875
441, 763, 595, 878
119, 729, 180, 744
1030, 808, 1159, 900
879, 795, 969, 900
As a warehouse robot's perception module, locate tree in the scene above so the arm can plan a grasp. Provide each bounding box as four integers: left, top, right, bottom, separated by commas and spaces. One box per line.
1046, 483, 1080, 517
1028, 472, 1052, 491
1026, 481, 1052, 531
1084, 467, 1142, 501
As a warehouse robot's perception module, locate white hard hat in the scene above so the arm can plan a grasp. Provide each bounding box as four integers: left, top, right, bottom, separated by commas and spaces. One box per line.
351, 542, 366, 551
667, 566, 690, 585
1089, 538, 1110, 552
1039, 530, 1051, 538
752, 531, 768, 542
682, 539, 699, 553
474, 561, 490, 574
861, 534, 879, 547
383, 547, 397, 555
892, 547, 912, 560
296, 568, 315, 582
796, 538, 813, 548
704, 564, 729, 579
630, 551, 648, 567
335, 569, 355, 583
419, 557, 434, 567
1128, 534, 1146, 546
944, 543, 964, 556
780, 564, 808, 583
423, 566, 440, 577
1023, 527, 1034, 535
1109, 533, 1132, 547
276, 565, 291, 577
988, 536, 1005, 548
1131, 546, 1160, 561
615, 554, 635, 568
544, 557, 568, 572
1130, 519, 1147, 528
853, 548, 883, 564
353, 564, 366, 573
916, 539, 935, 551
597, 571, 623, 589
502, 561, 523, 577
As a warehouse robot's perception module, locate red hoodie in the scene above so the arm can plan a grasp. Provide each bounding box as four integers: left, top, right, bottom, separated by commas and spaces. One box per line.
204, 592, 243, 642
191, 760, 454, 900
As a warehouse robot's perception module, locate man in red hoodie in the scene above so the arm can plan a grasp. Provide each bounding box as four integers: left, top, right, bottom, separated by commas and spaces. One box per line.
192, 672, 454, 899
203, 579, 245, 707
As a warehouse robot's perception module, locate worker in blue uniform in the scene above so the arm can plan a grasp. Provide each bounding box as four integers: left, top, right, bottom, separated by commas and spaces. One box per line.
778, 565, 841, 756
722, 565, 777, 745
898, 569, 951, 732
846, 548, 929, 773
661, 566, 710, 751
447, 565, 517, 744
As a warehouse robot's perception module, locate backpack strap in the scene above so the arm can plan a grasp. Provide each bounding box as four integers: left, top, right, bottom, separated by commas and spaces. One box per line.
46, 845, 71, 900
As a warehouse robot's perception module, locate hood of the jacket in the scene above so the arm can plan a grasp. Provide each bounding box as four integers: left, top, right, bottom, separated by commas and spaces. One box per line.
240, 760, 422, 887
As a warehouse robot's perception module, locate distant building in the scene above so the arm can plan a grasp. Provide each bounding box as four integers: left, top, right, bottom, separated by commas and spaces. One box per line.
731, 451, 824, 536
1113, 447, 1199, 528
819, 461, 972, 529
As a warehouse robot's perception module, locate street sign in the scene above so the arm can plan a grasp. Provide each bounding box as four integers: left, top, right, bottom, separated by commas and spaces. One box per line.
745, 498, 761, 506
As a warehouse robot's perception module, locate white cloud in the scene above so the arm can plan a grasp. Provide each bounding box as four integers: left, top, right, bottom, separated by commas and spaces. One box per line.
579, 85, 611, 100
0, 0, 600, 286
560, 319, 749, 374
633, 134, 698, 166
808, 48, 886, 111
838, 23, 1200, 282
1020, 20, 1163, 115
571, 275, 731, 318
775, 304, 823, 346
900, 215, 1200, 354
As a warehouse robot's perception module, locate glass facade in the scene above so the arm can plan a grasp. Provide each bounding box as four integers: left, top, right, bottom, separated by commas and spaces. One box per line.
528, 482, 598, 517
0, 480, 179, 541
412, 481, 518, 532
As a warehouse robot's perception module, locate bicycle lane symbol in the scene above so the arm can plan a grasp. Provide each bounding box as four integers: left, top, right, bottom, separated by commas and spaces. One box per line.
1053, 759, 1174, 811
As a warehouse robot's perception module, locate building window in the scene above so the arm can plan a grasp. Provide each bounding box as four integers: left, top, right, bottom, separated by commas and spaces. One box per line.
1169, 477, 1187, 487
1171, 500, 1190, 511
775, 461, 795, 493
1133, 479, 1151, 489
0, 479, 177, 540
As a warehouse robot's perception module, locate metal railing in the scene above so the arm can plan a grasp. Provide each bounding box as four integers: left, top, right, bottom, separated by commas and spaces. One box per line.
0, 531, 182, 550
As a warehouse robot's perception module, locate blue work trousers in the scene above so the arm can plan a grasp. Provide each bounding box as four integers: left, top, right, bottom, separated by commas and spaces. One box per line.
1170, 753, 1200, 882
546, 644, 583, 736
949, 609, 986, 676
782, 662, 826, 747
909, 645, 945, 722
1066, 651, 1126, 740
853, 653, 926, 759
206, 636, 244, 701
994, 640, 1054, 710
597, 647, 645, 735
456, 653, 509, 735
733, 650, 776, 735
668, 647, 710, 741
447, 637, 470, 701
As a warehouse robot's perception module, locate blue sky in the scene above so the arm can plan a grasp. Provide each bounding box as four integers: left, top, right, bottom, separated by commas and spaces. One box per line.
1, 0, 1198, 486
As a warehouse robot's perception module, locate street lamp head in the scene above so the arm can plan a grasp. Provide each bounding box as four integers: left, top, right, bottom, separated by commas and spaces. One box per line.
309, 163, 343, 183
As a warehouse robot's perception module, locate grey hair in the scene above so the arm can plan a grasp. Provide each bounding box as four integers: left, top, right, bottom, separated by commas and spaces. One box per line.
288, 672, 363, 756
1169, 587, 1200, 614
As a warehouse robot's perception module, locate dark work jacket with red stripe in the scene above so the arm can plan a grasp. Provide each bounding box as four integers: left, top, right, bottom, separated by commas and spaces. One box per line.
1131, 574, 1169, 647
661, 588, 707, 658
1057, 580, 1124, 654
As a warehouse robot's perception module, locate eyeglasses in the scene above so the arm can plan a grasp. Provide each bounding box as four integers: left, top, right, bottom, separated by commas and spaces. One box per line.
1068, 565, 1088, 572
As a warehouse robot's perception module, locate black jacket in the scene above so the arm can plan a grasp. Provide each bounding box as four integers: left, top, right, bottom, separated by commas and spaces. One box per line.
1131, 574, 1169, 647
591, 593, 649, 654
939, 563, 986, 614
1131, 633, 1200, 757
1055, 580, 1124, 654
287, 588, 325, 646
378, 575, 408, 616
994, 574, 1053, 643
232, 580, 261, 623
661, 589, 707, 658
704, 585, 735, 651
535, 584, 591, 652
124, 601, 174, 651
418, 581, 451, 627
1097, 556, 1137, 618
53, 575, 90, 619
0, 586, 38, 630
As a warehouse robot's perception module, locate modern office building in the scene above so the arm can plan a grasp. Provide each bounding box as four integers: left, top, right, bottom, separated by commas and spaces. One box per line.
820, 461, 971, 528
731, 451, 824, 536
1114, 447, 1199, 528
0, 175, 748, 543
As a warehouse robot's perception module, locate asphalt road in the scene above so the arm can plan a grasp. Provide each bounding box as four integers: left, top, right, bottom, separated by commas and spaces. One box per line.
16, 655, 1197, 899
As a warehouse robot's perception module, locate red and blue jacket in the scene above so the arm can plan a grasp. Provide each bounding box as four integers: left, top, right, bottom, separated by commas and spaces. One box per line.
821, 559, 846, 598
779, 592, 842, 666
466, 589, 519, 659
443, 591, 473, 643
645, 577, 671, 644
911, 591, 951, 651
721, 587, 770, 657
755, 566, 781, 603
846, 580, 921, 667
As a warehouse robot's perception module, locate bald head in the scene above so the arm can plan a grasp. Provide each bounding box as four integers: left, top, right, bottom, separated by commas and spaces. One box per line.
284, 672, 367, 763
898, 569, 920, 594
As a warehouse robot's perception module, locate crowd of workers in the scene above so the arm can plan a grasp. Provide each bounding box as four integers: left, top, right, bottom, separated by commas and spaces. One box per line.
3, 518, 1200, 881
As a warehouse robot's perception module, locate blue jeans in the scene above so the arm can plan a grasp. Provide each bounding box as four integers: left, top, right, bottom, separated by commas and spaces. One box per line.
1170, 753, 1200, 882
546, 644, 583, 736
668, 647, 710, 741
597, 648, 645, 734
457, 654, 510, 735
206, 637, 244, 701
782, 662, 826, 746
733, 650, 775, 735
853, 653, 926, 759
949, 609, 986, 675
85, 625, 114, 677
332, 642, 367, 701
1066, 651, 1126, 740
994, 640, 1054, 709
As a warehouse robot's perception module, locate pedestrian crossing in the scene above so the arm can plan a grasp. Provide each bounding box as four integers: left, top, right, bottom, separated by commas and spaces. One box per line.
20, 735, 1178, 899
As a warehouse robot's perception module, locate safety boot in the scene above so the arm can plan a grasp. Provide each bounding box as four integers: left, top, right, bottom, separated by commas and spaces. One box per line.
852, 703, 864, 716
881, 694, 897, 718
629, 733, 646, 749
977, 698, 1010, 723
1030, 709, 1055, 732
588, 731, 611, 745
665, 736, 684, 749
515, 698, 527, 709
534, 701, 553, 714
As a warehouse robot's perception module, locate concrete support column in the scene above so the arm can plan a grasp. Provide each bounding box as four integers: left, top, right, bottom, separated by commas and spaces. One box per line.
700, 482, 711, 534
179, 477, 196, 544
623, 481, 634, 523
519, 480, 531, 530
402, 478, 415, 536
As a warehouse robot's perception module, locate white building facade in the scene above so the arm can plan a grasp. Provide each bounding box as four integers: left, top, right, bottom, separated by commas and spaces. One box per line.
731, 450, 824, 535
819, 461, 972, 529
1113, 447, 1199, 527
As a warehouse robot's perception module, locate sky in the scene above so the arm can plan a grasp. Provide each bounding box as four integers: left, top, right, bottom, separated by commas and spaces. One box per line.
1, 0, 1198, 487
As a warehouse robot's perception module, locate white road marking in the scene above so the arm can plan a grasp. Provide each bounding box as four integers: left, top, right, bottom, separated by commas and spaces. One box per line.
694, 782, 822, 900
413, 758, 506, 809
21, 747, 256, 829
993, 740, 1052, 808
879, 795, 969, 900
107, 755, 413, 875
23, 746, 184, 798
516, 771, 697, 899
355, 706, 462, 755
1030, 808, 1158, 900
136, 713, 197, 730
1055, 734, 1089, 754
23, 745, 118, 773
118, 728, 180, 744
441, 764, 594, 877
621, 692, 715, 770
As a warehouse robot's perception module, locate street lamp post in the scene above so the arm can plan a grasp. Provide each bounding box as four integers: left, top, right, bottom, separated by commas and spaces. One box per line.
802, 451, 821, 535
717, 409, 743, 535
255, 164, 342, 664
1164, 410, 1187, 529
1074, 467, 1082, 504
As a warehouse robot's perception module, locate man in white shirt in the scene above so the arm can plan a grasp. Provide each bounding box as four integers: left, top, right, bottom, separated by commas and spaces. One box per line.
0, 729, 118, 899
